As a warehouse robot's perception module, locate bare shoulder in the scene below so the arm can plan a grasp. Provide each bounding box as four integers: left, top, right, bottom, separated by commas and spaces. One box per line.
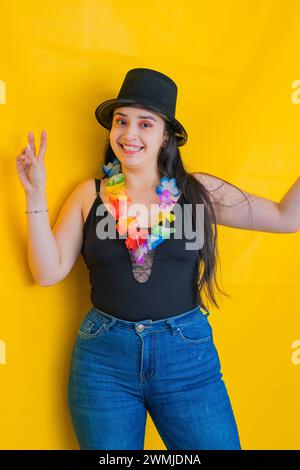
79, 178, 97, 197
80, 177, 112, 223
69, 178, 96, 218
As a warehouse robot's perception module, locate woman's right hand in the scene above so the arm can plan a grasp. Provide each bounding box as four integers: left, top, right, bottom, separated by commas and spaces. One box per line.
16, 130, 47, 194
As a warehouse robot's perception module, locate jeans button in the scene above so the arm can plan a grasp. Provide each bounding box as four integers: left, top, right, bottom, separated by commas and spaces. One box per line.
136, 324, 145, 332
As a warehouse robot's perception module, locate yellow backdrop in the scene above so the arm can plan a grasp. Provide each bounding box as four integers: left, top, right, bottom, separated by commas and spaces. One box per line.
0, 0, 299, 450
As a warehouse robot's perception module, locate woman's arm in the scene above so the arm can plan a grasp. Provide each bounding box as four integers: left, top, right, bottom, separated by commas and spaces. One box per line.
192, 172, 300, 233
25, 182, 85, 286
16, 131, 85, 286
278, 176, 300, 232
25, 188, 62, 285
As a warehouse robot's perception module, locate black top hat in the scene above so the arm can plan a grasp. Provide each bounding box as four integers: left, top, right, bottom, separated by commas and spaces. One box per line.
95, 68, 188, 147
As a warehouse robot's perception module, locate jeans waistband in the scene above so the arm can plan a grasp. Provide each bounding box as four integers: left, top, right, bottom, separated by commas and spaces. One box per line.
92, 304, 210, 333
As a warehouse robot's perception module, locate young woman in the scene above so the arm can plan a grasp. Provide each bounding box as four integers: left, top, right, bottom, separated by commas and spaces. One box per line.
16, 68, 299, 450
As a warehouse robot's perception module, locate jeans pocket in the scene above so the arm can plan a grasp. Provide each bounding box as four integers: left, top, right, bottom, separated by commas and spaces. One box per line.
176, 314, 213, 344
77, 309, 113, 340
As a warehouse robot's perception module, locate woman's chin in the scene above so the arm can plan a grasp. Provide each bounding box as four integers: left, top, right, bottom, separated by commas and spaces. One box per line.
120, 153, 145, 163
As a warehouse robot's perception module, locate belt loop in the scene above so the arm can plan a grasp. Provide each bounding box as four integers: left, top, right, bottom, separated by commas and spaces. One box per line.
165, 318, 179, 336
106, 317, 118, 331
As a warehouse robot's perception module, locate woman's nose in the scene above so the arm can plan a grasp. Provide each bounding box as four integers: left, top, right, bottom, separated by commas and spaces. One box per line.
121, 124, 139, 138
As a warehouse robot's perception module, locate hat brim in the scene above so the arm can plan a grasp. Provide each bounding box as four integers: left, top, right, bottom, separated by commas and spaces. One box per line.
95, 98, 187, 146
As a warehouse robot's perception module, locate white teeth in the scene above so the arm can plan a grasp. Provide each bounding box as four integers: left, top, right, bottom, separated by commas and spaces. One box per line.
122, 145, 143, 151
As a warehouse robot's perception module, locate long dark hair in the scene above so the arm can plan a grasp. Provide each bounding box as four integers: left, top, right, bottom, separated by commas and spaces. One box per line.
101, 104, 253, 311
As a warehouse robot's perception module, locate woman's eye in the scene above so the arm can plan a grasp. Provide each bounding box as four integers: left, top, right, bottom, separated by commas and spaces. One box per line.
115, 119, 151, 128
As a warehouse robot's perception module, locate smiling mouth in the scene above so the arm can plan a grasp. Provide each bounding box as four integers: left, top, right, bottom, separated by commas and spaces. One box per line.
119, 144, 144, 153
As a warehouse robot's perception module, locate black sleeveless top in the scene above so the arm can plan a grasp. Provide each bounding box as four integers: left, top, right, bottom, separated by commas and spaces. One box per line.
81, 178, 201, 321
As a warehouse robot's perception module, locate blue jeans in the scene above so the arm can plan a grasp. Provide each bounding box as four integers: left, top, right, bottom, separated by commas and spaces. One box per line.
67, 304, 242, 450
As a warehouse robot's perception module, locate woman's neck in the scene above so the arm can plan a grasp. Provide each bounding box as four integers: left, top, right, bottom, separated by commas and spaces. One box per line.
121, 169, 161, 192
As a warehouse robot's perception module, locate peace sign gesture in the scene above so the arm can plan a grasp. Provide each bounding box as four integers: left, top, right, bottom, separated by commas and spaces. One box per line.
16, 130, 47, 194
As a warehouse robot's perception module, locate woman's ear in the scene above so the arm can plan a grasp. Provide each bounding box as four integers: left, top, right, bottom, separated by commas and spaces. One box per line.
162, 134, 169, 147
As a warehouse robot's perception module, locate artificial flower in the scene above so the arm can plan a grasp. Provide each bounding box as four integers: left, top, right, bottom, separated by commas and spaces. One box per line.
116, 216, 136, 236
156, 177, 181, 197
108, 192, 130, 219
147, 234, 165, 250
102, 157, 122, 177
157, 210, 176, 225
101, 159, 181, 265
125, 220, 149, 251
130, 243, 150, 264
151, 224, 176, 238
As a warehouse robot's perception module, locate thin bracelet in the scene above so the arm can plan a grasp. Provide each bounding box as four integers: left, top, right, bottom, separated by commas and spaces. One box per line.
25, 209, 49, 213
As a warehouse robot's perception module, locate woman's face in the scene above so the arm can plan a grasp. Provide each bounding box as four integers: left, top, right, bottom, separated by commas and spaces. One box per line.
109, 106, 168, 168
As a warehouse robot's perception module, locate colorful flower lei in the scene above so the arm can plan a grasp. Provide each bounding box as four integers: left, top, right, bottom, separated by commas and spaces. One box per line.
102, 157, 182, 264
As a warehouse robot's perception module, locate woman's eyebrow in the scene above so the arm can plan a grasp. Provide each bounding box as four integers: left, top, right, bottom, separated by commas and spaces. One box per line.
113, 112, 157, 122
